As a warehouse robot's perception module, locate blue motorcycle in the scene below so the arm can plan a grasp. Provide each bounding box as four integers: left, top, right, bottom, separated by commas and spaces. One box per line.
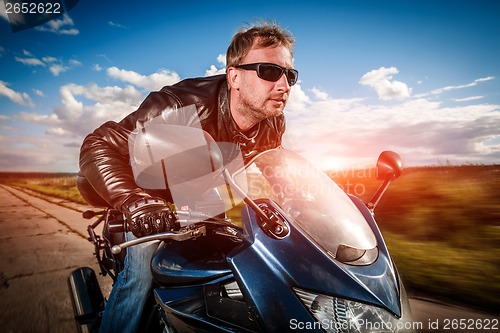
69, 124, 414, 333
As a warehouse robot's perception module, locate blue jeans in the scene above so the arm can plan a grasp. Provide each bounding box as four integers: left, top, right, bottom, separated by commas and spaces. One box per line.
99, 232, 159, 333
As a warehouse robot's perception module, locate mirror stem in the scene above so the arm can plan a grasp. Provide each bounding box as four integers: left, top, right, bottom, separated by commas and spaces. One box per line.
367, 173, 395, 212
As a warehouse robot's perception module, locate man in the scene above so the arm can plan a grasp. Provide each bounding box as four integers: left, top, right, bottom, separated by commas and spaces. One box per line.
79, 21, 298, 333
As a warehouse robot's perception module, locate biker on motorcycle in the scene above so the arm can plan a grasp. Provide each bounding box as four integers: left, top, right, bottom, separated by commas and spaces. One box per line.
78, 21, 298, 333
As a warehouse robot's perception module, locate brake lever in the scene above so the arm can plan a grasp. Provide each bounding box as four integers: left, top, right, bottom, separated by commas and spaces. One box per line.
111, 225, 207, 254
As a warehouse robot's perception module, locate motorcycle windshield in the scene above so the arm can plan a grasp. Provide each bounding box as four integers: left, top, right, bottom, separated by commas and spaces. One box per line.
232, 148, 377, 263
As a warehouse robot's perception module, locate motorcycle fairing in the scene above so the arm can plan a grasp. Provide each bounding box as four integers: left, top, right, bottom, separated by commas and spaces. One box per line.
225, 199, 401, 332
154, 282, 234, 333
154, 276, 262, 332
151, 232, 236, 286
152, 200, 401, 332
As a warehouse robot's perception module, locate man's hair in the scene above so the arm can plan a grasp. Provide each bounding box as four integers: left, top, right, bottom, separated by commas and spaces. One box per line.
226, 21, 295, 68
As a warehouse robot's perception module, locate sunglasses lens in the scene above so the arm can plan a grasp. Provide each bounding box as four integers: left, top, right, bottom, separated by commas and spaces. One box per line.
258, 64, 283, 82
287, 70, 298, 86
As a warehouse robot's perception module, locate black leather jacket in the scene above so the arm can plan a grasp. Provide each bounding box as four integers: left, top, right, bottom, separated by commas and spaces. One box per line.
79, 74, 285, 210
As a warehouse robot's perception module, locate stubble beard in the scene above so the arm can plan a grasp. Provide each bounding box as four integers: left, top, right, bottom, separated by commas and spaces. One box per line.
239, 93, 287, 125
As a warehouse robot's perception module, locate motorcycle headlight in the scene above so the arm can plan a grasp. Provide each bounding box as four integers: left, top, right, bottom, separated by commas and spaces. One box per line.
293, 288, 415, 333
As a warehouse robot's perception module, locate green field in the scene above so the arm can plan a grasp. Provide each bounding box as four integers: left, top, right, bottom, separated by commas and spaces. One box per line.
1, 165, 499, 313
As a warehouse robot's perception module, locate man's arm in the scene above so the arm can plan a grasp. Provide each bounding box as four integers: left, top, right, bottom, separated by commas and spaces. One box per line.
79, 120, 145, 210
79, 90, 180, 210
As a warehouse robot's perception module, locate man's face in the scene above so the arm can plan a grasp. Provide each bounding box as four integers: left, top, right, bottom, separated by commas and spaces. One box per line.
231, 43, 294, 125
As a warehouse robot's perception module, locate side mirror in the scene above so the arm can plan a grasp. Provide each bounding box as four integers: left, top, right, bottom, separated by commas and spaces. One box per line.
368, 151, 403, 212
376, 151, 403, 181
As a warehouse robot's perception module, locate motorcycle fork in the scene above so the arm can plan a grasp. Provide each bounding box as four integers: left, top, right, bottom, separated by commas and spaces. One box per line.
86, 208, 124, 282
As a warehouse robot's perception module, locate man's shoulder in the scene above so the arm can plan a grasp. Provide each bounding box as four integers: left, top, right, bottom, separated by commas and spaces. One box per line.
172, 74, 226, 87
159, 74, 226, 104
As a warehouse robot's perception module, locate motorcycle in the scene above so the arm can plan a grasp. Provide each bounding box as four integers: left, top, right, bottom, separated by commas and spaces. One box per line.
68, 121, 415, 333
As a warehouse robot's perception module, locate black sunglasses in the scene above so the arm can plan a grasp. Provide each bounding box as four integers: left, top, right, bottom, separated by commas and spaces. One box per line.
234, 62, 299, 86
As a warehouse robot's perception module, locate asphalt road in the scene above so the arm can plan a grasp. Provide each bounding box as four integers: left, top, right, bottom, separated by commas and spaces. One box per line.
0, 184, 497, 333
0, 184, 111, 333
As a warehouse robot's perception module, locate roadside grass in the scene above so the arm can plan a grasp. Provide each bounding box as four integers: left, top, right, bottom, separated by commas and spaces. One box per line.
1, 165, 499, 313
384, 232, 500, 311
0, 173, 87, 204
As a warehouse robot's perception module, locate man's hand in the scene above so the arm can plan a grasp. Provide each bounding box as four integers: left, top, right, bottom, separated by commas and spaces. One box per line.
123, 197, 177, 237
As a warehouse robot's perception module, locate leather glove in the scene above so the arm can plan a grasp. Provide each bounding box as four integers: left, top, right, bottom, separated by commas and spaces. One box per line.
123, 197, 177, 237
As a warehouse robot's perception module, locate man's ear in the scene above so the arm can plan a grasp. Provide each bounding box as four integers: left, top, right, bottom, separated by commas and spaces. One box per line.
227, 67, 240, 90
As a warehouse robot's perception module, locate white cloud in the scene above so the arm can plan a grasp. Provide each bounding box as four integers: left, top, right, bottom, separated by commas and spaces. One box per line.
69, 59, 82, 66
19, 111, 59, 126
217, 54, 226, 65
42, 56, 57, 63
55, 83, 142, 122
285, 83, 311, 112
414, 76, 496, 99
49, 64, 69, 76
359, 67, 411, 100
452, 96, 484, 102
15, 56, 45, 66
16, 82, 144, 148
205, 54, 227, 76
428, 76, 495, 95
109, 21, 127, 29
35, 14, 79, 35
0, 81, 34, 107
46, 127, 73, 136
310, 87, 329, 101
47, 60, 82, 76
15, 50, 81, 76
107, 66, 181, 91
98, 54, 113, 64
205, 65, 226, 76
0, 132, 81, 171
33, 89, 44, 97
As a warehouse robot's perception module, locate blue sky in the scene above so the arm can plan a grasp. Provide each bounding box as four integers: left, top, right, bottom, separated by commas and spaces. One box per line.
1, 0, 499, 172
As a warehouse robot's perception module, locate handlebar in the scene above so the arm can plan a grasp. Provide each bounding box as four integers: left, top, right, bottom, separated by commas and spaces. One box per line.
111, 224, 207, 254
84, 207, 241, 255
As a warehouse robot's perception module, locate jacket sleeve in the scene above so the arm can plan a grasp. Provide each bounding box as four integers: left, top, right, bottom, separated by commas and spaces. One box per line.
79, 90, 181, 210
